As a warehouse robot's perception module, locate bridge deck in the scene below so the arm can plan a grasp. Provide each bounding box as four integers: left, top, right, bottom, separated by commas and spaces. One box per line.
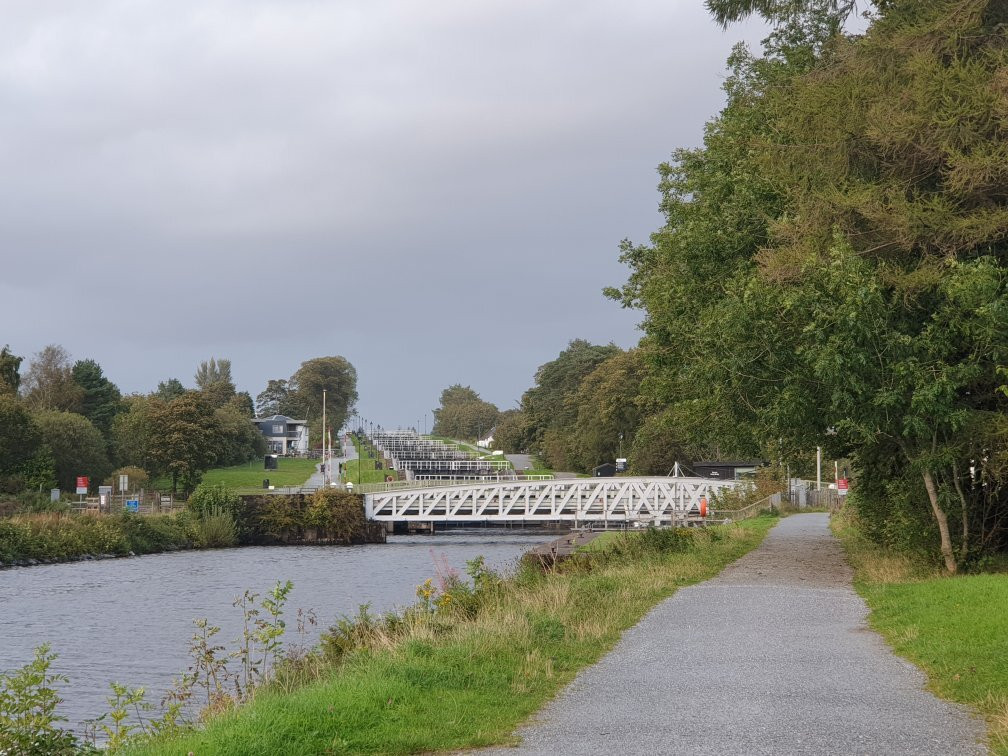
365, 476, 739, 523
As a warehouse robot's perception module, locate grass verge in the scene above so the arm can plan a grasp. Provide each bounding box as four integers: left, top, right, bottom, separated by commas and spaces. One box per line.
152, 458, 319, 491
833, 508, 1008, 754
126, 517, 776, 755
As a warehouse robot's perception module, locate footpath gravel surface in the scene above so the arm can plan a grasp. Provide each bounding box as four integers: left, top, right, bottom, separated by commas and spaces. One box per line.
486, 513, 987, 755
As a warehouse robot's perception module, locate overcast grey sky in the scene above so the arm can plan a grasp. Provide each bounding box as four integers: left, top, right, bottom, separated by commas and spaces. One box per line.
1, 1, 769, 427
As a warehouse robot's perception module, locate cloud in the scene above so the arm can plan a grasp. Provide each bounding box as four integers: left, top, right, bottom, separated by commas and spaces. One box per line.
0, 0, 769, 422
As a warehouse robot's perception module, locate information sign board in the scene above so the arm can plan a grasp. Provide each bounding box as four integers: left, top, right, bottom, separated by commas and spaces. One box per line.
76, 476, 89, 495
50, 488, 60, 502
837, 478, 849, 496
125, 500, 139, 513
119, 474, 129, 493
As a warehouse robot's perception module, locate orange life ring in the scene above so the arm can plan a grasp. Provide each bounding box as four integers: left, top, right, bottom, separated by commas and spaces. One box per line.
699, 496, 708, 518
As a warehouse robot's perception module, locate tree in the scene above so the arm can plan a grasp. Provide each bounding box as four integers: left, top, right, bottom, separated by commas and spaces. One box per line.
109, 395, 162, 473
629, 413, 688, 476
212, 403, 266, 467
432, 384, 500, 441
255, 379, 290, 417
705, 0, 854, 28
147, 392, 218, 493
71, 359, 122, 437
33, 410, 110, 492
493, 409, 532, 453
609, 0, 1008, 570
233, 391, 255, 418
0, 396, 52, 493
154, 378, 186, 402
194, 357, 233, 390
286, 356, 358, 432
0, 345, 22, 396
21, 345, 83, 413
520, 340, 622, 468
194, 358, 235, 409
0, 396, 38, 473
567, 349, 648, 472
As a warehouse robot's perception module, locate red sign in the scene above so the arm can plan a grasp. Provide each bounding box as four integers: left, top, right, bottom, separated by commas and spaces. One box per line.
837, 478, 849, 495
75, 476, 89, 494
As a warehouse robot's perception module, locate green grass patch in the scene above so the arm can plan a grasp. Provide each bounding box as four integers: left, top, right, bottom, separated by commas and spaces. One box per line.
152, 458, 319, 492
128, 517, 777, 755
343, 457, 396, 485
834, 509, 1008, 753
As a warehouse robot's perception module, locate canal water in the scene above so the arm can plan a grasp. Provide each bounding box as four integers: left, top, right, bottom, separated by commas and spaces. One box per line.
0, 530, 552, 731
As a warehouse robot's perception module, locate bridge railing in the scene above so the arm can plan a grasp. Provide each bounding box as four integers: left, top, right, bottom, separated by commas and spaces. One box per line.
365, 476, 740, 523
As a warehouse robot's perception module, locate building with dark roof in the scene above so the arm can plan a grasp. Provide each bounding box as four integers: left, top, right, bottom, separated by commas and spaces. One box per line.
251, 415, 309, 455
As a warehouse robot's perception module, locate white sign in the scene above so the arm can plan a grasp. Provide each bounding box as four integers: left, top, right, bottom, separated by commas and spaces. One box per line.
119, 474, 129, 493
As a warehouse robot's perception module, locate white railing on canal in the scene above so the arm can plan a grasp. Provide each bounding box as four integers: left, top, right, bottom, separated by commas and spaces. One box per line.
364, 476, 740, 524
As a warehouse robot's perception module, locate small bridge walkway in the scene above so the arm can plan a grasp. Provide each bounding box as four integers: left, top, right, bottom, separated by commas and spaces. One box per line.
364, 476, 738, 525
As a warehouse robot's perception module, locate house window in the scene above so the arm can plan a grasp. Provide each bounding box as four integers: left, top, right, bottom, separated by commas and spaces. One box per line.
272, 424, 284, 434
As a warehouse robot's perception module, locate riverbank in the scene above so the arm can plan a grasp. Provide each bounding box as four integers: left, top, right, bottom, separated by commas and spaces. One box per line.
125, 517, 776, 755
833, 508, 1008, 754
0, 489, 385, 569
0, 511, 194, 568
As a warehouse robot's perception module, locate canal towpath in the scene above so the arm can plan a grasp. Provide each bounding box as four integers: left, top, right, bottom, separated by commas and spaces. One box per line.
487, 513, 987, 755
303, 436, 358, 489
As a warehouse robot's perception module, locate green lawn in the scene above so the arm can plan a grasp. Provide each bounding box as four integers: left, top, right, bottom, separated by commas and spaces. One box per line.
343, 456, 397, 485
153, 458, 319, 491
344, 437, 398, 485
835, 511, 1008, 753
127, 518, 776, 755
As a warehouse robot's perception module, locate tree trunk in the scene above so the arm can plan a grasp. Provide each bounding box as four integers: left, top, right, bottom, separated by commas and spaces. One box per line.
922, 469, 957, 574
951, 460, 969, 562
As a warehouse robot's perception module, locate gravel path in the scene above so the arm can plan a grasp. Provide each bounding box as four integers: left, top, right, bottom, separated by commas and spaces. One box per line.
487, 513, 987, 755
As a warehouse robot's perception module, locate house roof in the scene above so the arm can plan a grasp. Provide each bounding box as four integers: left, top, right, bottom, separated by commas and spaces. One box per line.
253, 415, 307, 424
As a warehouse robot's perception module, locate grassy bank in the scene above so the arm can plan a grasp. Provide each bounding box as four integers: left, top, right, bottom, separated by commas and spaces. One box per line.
833, 509, 1008, 753
0, 488, 383, 567
126, 517, 775, 755
0, 511, 195, 567
196, 457, 319, 490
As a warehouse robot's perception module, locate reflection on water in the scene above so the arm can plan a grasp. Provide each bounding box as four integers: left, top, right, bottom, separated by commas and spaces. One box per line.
0, 530, 551, 729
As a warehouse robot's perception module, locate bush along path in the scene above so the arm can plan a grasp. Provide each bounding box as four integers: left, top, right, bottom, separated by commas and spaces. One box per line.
485, 513, 988, 756
111, 518, 776, 754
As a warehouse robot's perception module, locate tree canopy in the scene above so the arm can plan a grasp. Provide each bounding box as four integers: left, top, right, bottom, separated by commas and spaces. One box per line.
71, 359, 122, 437
432, 385, 500, 441
608, 0, 1008, 571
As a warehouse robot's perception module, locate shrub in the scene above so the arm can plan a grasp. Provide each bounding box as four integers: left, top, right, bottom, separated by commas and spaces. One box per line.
0, 644, 83, 756
188, 511, 238, 549
188, 483, 240, 519
116, 512, 191, 553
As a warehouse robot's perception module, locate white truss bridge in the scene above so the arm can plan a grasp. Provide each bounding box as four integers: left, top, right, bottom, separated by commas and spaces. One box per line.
364, 476, 740, 524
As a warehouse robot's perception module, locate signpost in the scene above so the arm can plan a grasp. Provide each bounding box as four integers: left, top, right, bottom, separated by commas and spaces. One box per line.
125, 499, 139, 513
75, 476, 89, 495
837, 478, 849, 496
119, 474, 129, 493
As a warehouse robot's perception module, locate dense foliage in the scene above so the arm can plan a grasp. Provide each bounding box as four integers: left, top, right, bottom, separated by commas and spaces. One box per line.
431, 384, 500, 441
0, 347, 356, 497
606, 0, 1008, 570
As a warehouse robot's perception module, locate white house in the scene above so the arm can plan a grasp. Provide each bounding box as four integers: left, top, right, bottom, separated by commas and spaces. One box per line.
251, 415, 309, 455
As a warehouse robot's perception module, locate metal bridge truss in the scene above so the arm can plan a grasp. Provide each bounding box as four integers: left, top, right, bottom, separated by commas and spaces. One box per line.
365, 476, 739, 524
394, 459, 512, 472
